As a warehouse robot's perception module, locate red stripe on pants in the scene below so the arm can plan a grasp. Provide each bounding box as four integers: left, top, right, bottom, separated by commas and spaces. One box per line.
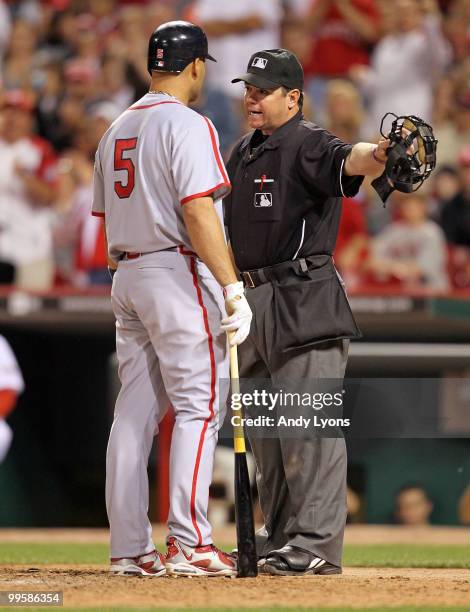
188, 256, 216, 545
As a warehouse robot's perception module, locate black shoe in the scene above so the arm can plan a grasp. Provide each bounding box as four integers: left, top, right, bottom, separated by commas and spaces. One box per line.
264, 545, 341, 576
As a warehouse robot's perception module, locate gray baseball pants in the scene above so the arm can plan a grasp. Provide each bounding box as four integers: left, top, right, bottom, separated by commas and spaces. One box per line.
239, 281, 348, 567
106, 250, 228, 558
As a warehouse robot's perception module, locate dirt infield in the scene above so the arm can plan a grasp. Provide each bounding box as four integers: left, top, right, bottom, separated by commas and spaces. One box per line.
2, 565, 470, 609
1, 526, 470, 609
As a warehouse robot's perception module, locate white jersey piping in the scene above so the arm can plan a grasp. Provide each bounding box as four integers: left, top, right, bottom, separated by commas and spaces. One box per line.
293, 218, 306, 260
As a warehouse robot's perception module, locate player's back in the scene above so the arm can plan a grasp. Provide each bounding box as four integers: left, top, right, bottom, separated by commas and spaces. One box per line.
94, 92, 229, 263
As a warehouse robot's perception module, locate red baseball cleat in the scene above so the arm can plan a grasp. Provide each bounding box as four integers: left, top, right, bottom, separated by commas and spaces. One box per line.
109, 550, 166, 576
165, 536, 237, 577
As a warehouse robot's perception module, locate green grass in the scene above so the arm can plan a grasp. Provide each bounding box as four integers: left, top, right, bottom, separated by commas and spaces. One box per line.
0, 543, 106, 565
1, 543, 470, 568
343, 544, 470, 568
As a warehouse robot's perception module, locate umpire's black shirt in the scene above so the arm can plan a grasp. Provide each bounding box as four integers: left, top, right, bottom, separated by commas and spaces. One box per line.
224, 112, 364, 271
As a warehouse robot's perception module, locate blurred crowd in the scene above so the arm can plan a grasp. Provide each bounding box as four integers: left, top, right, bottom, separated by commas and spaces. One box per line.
0, 0, 469, 291
351, 481, 470, 526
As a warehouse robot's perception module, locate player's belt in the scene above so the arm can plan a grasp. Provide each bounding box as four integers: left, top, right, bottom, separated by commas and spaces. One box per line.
122, 247, 178, 259
241, 255, 333, 288
124, 252, 141, 259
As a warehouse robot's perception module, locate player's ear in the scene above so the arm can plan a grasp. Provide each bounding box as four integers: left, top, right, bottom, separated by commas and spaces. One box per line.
190, 58, 204, 80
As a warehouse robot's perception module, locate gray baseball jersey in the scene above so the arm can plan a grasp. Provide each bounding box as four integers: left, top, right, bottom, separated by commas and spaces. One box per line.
92, 92, 230, 263
93, 92, 231, 556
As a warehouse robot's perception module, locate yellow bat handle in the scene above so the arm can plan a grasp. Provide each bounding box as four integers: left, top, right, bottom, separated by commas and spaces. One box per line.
229, 335, 246, 454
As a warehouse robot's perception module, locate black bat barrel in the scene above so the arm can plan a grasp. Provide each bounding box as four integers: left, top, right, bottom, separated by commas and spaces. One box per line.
235, 453, 258, 578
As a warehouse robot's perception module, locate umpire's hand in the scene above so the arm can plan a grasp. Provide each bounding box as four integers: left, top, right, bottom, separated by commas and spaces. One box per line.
221, 281, 253, 346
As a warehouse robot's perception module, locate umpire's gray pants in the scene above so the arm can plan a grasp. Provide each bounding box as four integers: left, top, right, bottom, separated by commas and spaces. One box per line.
240, 281, 348, 567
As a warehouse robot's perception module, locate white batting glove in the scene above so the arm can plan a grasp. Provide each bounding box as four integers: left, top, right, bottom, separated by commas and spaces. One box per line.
221, 281, 253, 346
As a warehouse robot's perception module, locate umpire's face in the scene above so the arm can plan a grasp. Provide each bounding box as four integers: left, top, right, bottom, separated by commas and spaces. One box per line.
244, 84, 299, 136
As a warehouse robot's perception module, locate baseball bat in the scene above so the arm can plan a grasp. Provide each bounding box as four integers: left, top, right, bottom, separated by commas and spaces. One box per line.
229, 338, 258, 578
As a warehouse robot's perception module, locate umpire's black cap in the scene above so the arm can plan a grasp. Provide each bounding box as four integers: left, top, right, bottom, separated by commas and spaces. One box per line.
231, 49, 304, 91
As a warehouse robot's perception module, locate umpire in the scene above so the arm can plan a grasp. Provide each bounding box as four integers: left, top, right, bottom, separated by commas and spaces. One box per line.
224, 49, 389, 575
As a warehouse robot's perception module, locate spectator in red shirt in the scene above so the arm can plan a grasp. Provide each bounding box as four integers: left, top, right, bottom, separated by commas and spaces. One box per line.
303, 0, 380, 118
334, 195, 369, 288
54, 104, 118, 286
306, 0, 380, 77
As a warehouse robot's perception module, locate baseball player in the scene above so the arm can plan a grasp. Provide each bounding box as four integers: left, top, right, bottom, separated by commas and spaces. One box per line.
92, 21, 252, 577
0, 335, 24, 464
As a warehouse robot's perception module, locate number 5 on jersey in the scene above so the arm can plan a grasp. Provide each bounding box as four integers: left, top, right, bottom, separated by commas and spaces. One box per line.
114, 137, 138, 198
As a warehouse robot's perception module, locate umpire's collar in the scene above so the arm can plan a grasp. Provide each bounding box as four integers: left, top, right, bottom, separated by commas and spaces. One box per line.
240, 111, 303, 160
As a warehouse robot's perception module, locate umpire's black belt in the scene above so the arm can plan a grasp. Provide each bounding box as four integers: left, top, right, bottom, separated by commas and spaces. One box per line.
241, 255, 329, 288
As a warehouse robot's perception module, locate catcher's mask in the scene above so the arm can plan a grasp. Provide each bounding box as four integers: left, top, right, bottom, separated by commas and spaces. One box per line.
372, 113, 438, 204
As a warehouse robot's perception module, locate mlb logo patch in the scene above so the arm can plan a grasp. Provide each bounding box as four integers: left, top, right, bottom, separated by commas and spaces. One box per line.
252, 57, 268, 69
254, 192, 272, 207
157, 61, 164, 67
157, 48, 164, 59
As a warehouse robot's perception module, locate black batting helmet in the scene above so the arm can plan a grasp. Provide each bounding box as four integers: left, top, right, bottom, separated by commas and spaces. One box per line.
147, 21, 216, 75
